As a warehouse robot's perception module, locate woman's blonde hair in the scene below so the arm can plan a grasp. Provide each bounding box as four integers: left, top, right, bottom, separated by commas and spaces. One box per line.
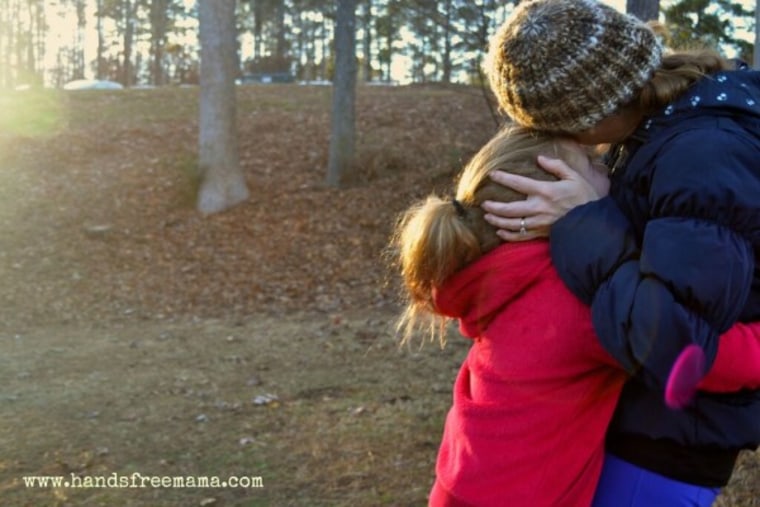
391, 125, 578, 345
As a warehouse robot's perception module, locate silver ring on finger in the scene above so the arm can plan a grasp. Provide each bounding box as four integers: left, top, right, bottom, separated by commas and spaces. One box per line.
519, 217, 527, 236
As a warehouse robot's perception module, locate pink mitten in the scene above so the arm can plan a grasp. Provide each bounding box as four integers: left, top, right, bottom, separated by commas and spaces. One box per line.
665, 345, 706, 409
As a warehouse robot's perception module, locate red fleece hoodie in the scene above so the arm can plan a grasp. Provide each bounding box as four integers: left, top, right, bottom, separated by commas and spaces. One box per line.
428, 241, 624, 506
427, 241, 760, 507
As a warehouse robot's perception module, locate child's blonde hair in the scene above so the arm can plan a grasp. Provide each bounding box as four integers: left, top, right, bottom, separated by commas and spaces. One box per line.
391, 125, 580, 345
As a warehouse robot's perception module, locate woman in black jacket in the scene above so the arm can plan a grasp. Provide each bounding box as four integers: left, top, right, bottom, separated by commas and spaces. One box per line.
480, 0, 760, 505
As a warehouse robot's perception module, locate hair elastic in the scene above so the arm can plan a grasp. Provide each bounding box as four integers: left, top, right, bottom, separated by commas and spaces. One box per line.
451, 199, 467, 219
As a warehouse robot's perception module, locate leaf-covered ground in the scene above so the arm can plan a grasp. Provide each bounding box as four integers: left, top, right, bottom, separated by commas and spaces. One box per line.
0, 85, 757, 506
0, 84, 491, 328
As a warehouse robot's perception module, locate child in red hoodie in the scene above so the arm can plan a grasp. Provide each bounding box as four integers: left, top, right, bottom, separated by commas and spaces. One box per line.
391, 125, 760, 506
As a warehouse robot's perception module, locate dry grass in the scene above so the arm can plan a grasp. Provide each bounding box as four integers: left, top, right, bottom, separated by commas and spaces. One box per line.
0, 84, 757, 506
0, 311, 469, 506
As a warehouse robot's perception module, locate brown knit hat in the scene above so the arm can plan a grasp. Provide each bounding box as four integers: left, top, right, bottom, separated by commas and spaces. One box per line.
486, 0, 662, 133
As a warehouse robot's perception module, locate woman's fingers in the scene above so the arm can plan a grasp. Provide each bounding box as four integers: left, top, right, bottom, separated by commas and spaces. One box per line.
488, 170, 548, 196
490, 157, 582, 188
482, 210, 551, 230
494, 223, 551, 242
481, 213, 521, 232
481, 156, 599, 241
480, 208, 552, 241
480, 210, 516, 231
481, 199, 532, 219
536, 155, 580, 179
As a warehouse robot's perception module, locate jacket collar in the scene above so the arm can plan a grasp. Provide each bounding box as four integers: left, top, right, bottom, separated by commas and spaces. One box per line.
607, 67, 760, 175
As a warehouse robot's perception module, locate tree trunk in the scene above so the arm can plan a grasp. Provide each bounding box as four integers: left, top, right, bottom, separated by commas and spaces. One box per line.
25, 1, 35, 79
252, 0, 262, 60
0, 0, 4, 88
7, 0, 18, 86
35, 0, 45, 81
626, 0, 659, 22
74, 0, 86, 80
197, 0, 249, 215
326, 0, 357, 187
442, 0, 452, 83
96, 0, 105, 79
754, 0, 759, 69
150, 0, 170, 86
275, 0, 286, 60
319, 17, 328, 80
362, 0, 372, 81
122, 0, 135, 86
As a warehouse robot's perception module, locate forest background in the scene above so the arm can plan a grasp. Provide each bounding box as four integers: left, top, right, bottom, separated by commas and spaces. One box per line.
0, 0, 757, 90
0, 0, 759, 506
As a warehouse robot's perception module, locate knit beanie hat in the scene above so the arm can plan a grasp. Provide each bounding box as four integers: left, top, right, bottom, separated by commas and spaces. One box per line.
486, 0, 663, 133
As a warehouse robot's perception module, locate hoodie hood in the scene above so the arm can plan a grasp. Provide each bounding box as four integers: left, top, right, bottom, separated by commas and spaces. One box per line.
640, 67, 760, 137
433, 241, 553, 339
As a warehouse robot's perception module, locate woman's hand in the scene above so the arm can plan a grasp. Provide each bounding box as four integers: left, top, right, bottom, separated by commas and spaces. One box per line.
481, 155, 607, 242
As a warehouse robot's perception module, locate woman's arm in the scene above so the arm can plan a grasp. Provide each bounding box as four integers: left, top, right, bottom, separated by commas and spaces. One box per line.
553, 128, 757, 390
483, 131, 759, 394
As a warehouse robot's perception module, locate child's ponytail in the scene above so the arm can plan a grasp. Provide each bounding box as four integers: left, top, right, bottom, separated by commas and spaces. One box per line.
393, 194, 483, 345
390, 125, 564, 345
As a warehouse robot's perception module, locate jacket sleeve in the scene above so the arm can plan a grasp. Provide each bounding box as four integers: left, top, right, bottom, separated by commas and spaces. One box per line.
699, 322, 760, 392
551, 128, 757, 390
550, 196, 639, 306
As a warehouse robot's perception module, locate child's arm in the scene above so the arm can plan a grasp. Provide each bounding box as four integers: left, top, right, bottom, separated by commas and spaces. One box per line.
700, 322, 760, 392
665, 322, 760, 408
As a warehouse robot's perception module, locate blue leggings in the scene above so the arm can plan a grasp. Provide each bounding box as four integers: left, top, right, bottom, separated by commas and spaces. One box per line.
592, 454, 721, 507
